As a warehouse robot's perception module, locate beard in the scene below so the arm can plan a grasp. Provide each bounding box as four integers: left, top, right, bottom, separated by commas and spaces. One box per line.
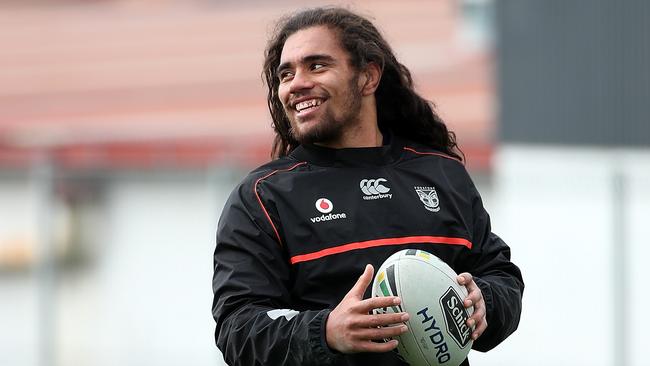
287, 73, 363, 146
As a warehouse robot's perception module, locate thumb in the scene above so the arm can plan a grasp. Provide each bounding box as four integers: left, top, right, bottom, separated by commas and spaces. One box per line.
346, 264, 374, 300
457, 272, 473, 286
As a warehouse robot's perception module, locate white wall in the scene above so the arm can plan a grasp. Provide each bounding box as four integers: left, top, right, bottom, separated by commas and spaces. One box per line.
63, 172, 232, 366
470, 146, 650, 366
0, 173, 42, 366
0, 170, 237, 366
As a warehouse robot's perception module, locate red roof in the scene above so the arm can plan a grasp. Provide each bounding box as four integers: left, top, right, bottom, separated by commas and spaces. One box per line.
0, 0, 494, 170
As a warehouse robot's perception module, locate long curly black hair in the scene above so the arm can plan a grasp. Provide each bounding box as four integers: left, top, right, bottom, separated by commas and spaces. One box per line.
263, 7, 463, 161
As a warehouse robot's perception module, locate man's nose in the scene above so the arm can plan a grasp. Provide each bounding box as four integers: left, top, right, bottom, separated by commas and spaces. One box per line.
289, 69, 315, 94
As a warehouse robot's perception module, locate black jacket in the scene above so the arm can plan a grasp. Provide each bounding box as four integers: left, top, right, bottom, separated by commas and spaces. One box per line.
212, 136, 524, 366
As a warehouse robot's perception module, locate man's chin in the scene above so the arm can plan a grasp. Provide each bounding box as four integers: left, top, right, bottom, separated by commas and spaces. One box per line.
293, 114, 320, 126
292, 128, 341, 146
290, 119, 319, 139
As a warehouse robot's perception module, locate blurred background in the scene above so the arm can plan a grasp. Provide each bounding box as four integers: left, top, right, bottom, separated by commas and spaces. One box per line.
0, 0, 648, 365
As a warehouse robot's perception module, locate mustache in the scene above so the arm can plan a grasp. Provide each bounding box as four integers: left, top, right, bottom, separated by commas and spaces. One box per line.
288, 92, 329, 107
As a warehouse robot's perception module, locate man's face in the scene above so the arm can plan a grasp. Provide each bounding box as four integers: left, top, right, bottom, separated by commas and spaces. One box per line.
277, 26, 363, 146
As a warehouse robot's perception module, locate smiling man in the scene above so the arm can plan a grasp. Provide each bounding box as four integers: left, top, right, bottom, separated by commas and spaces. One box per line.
212, 7, 524, 366
276, 26, 376, 148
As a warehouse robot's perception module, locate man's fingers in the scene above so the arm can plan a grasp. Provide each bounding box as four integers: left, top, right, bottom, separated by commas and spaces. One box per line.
468, 312, 487, 340
456, 272, 488, 341
457, 272, 473, 286
357, 323, 409, 341
357, 295, 401, 312
464, 287, 482, 308
356, 311, 409, 328
467, 302, 485, 328
346, 264, 374, 300
469, 298, 485, 319
468, 316, 486, 337
457, 272, 480, 308
358, 339, 399, 353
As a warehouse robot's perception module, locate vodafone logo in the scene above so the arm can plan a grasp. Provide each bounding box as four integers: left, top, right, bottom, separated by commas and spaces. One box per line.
360, 178, 392, 200
311, 198, 347, 223
315, 198, 333, 213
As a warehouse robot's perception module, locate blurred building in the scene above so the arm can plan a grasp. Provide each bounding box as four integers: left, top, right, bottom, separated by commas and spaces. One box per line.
0, 0, 494, 265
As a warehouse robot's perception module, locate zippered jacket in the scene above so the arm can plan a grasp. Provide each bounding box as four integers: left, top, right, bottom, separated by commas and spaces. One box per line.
212, 135, 524, 366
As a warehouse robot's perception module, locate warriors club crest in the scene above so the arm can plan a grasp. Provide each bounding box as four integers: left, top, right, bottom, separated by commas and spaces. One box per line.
414, 186, 440, 212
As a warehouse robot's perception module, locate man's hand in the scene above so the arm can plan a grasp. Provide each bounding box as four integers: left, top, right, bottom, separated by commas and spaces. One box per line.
457, 272, 487, 341
326, 264, 410, 353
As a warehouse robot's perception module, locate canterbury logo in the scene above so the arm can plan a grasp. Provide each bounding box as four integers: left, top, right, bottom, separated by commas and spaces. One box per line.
360, 178, 392, 200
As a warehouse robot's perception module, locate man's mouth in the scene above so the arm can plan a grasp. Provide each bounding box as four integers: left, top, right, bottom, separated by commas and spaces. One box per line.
294, 98, 323, 114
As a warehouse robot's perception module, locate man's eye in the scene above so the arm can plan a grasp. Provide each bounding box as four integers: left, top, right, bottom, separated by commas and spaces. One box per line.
312, 63, 325, 70
279, 72, 293, 82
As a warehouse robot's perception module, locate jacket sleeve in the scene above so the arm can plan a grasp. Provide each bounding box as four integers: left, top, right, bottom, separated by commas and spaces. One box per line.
460, 176, 524, 352
212, 181, 341, 366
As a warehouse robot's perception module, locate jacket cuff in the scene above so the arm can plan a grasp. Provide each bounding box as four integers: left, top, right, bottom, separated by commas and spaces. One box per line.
308, 309, 341, 364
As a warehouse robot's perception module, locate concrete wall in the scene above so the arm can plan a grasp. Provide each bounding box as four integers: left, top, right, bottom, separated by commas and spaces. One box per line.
497, 0, 650, 147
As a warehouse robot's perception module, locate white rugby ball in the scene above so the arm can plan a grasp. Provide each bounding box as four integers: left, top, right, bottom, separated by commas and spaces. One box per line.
372, 249, 474, 366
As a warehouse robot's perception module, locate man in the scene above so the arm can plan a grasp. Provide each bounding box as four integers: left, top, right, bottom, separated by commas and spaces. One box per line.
212, 7, 523, 366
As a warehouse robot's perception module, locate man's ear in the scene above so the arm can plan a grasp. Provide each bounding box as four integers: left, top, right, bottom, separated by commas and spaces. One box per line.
359, 62, 382, 96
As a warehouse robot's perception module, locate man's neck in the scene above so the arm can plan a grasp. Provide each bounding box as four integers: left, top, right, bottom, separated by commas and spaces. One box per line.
314, 98, 382, 149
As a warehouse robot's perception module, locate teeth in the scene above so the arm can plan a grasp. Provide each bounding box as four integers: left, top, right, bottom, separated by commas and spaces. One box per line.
295, 99, 322, 112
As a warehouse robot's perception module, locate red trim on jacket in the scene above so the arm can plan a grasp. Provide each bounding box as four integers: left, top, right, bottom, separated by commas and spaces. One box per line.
254, 162, 307, 247
290, 235, 472, 264
403, 147, 463, 164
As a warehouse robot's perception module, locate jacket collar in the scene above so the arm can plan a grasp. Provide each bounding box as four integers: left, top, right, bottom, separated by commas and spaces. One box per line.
289, 132, 405, 167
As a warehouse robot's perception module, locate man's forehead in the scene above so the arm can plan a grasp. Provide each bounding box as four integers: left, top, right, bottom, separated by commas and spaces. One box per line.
279, 26, 345, 64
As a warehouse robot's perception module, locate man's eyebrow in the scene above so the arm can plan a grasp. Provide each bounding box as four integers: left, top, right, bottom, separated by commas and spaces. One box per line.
276, 54, 336, 75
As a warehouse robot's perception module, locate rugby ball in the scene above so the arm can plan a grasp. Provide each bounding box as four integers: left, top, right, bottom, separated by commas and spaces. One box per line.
371, 249, 474, 366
